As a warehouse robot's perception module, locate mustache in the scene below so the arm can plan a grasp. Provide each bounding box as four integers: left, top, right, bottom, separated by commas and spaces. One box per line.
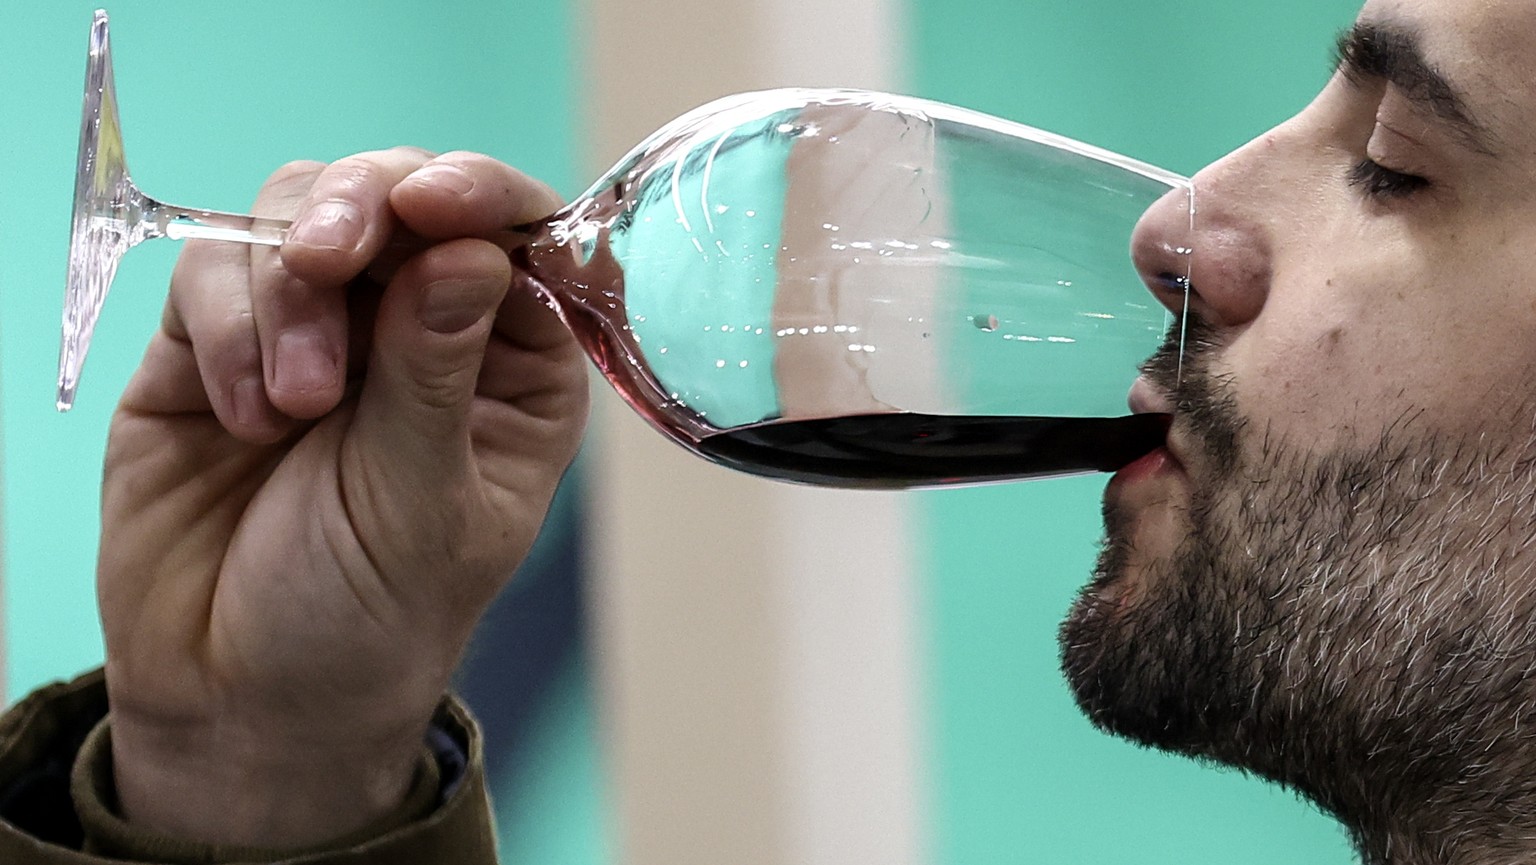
1139, 312, 1242, 474
1140, 313, 1215, 400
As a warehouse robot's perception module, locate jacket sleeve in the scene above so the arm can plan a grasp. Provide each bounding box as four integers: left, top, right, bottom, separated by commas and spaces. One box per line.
0, 670, 500, 865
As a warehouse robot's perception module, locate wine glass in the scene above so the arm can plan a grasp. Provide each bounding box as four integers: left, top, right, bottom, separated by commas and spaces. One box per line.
62, 10, 1194, 489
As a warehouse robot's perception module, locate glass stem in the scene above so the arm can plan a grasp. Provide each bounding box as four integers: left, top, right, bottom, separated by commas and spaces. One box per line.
152, 203, 291, 246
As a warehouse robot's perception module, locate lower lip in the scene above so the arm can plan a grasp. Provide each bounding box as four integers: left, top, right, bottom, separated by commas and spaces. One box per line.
1110, 446, 1175, 488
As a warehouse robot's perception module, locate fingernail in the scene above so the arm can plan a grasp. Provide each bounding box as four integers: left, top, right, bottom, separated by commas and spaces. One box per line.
409, 164, 475, 196
231, 376, 268, 427
274, 329, 339, 393
419, 279, 493, 334
290, 200, 364, 252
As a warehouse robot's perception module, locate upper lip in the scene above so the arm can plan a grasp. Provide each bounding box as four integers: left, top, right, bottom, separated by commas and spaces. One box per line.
1128, 376, 1174, 416
1127, 376, 1186, 469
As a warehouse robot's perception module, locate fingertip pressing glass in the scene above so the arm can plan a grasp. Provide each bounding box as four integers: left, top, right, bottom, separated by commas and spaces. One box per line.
62, 10, 1194, 489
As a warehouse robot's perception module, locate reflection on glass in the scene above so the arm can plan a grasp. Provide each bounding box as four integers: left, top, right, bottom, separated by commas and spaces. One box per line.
62, 10, 1193, 489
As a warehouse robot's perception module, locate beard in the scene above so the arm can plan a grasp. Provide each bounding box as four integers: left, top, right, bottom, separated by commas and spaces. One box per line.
1060, 318, 1536, 864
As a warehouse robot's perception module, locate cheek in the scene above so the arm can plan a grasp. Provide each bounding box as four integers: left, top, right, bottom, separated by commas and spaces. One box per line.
1222, 261, 1536, 453
1220, 283, 1363, 444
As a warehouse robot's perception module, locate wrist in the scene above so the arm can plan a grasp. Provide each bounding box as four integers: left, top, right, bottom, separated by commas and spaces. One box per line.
105, 711, 428, 850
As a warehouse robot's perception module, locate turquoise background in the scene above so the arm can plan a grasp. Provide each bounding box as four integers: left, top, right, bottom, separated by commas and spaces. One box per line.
618, 112, 793, 428
1, 1, 1377, 862
935, 122, 1176, 418
0, 0, 573, 697
911, 1, 1362, 863
0, 3, 601, 860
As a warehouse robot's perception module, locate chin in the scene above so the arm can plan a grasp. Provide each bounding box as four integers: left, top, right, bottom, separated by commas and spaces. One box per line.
1084, 477, 1189, 609
1056, 487, 1235, 757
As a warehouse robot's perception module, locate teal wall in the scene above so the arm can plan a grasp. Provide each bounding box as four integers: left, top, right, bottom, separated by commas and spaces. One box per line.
0, 0, 574, 698
911, 2, 1362, 863
1, 2, 1382, 862
0, 3, 602, 860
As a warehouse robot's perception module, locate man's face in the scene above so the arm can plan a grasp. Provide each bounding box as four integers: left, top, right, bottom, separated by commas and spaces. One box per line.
1061, 0, 1536, 857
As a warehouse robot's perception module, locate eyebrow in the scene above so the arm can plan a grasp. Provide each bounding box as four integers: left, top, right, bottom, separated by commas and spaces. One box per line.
1332, 21, 1500, 156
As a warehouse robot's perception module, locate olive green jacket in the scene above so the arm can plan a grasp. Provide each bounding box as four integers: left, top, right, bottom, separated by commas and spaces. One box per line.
0, 670, 498, 864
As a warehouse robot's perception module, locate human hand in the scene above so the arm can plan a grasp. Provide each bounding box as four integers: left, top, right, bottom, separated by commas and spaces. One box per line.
95, 148, 589, 847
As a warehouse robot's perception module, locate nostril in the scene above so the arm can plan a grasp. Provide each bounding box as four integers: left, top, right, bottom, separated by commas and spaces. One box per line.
1152, 272, 1190, 293
1146, 271, 1192, 310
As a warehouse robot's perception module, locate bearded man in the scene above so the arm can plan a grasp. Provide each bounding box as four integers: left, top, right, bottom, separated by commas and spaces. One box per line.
1063, 2, 1536, 863
0, 0, 1530, 863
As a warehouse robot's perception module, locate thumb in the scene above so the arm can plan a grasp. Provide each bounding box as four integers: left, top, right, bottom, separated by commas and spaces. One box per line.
351, 238, 510, 485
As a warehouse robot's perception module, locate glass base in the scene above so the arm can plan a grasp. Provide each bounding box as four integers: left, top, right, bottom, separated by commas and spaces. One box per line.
60, 9, 145, 411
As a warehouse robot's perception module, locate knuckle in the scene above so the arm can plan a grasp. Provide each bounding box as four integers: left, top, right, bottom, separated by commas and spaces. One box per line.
318, 157, 386, 197
257, 161, 326, 218
410, 373, 470, 412
391, 144, 439, 160
313, 147, 436, 201
436, 149, 490, 165
404, 353, 481, 412
266, 159, 326, 189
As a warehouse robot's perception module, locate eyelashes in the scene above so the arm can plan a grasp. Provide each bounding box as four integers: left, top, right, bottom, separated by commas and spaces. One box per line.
1348, 157, 1430, 200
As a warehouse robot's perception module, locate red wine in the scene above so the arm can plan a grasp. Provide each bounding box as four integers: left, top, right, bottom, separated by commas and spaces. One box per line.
517, 237, 1171, 490
696, 412, 1171, 489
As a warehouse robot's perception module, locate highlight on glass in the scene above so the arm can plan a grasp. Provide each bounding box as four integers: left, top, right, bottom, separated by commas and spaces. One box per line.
62, 10, 1194, 489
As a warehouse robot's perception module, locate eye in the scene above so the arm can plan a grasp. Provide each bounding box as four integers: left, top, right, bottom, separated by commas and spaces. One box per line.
1349, 157, 1430, 201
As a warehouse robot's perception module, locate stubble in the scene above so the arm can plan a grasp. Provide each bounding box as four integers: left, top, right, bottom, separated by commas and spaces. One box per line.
1059, 320, 1536, 864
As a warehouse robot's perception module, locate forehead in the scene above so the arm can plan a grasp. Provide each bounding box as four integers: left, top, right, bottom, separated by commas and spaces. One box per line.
1360, 0, 1536, 148
1363, 0, 1536, 60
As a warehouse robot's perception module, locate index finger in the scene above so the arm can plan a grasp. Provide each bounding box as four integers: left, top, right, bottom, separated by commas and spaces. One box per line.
279, 146, 437, 286
389, 151, 564, 241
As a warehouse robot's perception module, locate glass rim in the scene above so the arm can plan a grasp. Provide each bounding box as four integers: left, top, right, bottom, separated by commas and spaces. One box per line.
590, 87, 1193, 205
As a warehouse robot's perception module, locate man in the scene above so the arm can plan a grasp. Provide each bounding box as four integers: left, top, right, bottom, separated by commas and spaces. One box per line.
1062, 1, 1536, 863
0, 0, 1527, 863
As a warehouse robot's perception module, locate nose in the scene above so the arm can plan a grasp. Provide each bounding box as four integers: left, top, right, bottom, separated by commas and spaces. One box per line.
1130, 147, 1272, 328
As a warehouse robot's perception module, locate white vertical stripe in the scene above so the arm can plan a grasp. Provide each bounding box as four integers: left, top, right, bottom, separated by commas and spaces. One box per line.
760, 0, 911, 92
581, 1, 925, 863
771, 489, 927, 865
754, 5, 928, 864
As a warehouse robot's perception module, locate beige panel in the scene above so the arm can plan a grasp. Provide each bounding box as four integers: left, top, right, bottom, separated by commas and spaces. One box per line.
770, 487, 927, 865
581, 2, 925, 864
587, 406, 792, 865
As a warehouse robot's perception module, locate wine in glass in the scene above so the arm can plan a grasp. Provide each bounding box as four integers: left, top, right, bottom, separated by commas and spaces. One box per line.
62, 10, 1194, 489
